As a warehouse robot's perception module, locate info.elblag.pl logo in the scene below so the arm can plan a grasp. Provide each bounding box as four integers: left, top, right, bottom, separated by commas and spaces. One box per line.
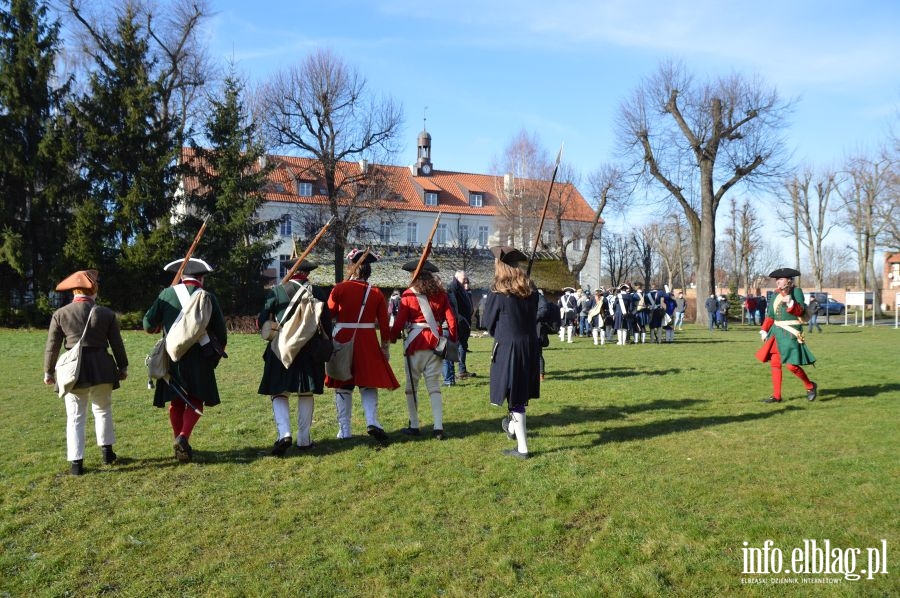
741, 539, 889, 583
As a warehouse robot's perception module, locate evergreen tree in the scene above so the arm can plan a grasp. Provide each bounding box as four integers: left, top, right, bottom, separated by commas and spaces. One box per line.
0, 0, 74, 316
67, 4, 180, 310
184, 70, 277, 315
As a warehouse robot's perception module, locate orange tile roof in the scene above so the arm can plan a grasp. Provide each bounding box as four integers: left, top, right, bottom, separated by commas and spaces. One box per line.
180, 148, 598, 223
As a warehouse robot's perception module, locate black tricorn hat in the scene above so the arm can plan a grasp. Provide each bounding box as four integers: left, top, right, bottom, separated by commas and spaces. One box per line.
401, 259, 439, 273
347, 248, 379, 264
490, 245, 528, 265
280, 258, 318, 272
164, 257, 213, 275
769, 267, 800, 278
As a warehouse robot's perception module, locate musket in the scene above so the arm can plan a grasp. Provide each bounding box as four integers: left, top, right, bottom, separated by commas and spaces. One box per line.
171, 216, 210, 286
410, 211, 442, 283
281, 216, 336, 284
526, 144, 564, 277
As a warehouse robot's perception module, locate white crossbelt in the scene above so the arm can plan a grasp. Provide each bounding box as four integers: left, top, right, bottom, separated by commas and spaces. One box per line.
333, 323, 376, 330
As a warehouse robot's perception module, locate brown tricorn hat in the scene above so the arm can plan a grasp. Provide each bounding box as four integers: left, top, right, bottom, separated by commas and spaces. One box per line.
490, 245, 527, 265
56, 269, 99, 292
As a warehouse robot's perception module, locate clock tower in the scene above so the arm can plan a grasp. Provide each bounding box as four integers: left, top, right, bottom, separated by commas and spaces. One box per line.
414, 125, 433, 176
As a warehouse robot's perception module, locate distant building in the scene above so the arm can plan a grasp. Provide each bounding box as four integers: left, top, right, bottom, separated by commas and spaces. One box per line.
182, 128, 602, 288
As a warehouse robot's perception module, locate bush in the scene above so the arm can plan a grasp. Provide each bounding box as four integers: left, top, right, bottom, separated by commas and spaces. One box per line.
118, 311, 145, 330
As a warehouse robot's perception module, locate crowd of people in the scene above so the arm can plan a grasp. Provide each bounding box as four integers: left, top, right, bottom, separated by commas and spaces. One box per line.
555, 283, 686, 346
43, 250, 818, 474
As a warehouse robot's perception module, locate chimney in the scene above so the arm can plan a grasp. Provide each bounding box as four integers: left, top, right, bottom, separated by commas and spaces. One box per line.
359, 159, 368, 174
504, 173, 514, 194
258, 155, 267, 169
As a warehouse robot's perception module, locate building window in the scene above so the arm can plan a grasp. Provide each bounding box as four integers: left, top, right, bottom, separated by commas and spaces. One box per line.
572, 237, 584, 251
279, 214, 292, 236
436, 223, 448, 246
278, 254, 291, 279
478, 226, 489, 247
469, 192, 484, 207
424, 191, 438, 206
458, 224, 470, 245
407, 222, 418, 244
298, 182, 313, 197
379, 222, 392, 243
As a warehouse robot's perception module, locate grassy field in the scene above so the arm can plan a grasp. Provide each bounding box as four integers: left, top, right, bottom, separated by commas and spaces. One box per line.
0, 322, 897, 597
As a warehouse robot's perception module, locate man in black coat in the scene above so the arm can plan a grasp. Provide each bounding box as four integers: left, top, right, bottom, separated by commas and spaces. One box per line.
444, 270, 476, 383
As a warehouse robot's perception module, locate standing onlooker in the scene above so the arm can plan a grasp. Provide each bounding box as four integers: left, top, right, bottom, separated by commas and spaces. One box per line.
744, 295, 758, 325
806, 295, 822, 333
756, 268, 817, 403
577, 289, 592, 336
717, 295, 730, 331
704, 294, 718, 332
44, 270, 128, 475
755, 295, 767, 326
391, 260, 457, 439
444, 270, 476, 384
326, 249, 399, 442
674, 291, 687, 330
482, 246, 540, 459
257, 260, 332, 455
143, 258, 228, 463
388, 289, 401, 328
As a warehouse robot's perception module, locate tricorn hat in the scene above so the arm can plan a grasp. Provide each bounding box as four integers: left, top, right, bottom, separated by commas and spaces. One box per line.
280, 258, 318, 272
618, 282, 631, 291
164, 257, 213, 275
56, 269, 99, 292
347, 248, 379, 264
401, 259, 439, 273
769, 267, 800, 278
562, 286, 576, 293
490, 245, 528, 265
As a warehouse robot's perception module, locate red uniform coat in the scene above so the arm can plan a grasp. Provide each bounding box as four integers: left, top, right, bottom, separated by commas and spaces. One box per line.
326, 280, 399, 390
390, 288, 458, 355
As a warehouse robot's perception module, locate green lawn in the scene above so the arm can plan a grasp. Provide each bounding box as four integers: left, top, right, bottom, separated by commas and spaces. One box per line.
1, 323, 897, 597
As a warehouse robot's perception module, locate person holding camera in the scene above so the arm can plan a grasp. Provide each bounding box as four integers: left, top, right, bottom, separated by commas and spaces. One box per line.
755, 268, 817, 403
390, 260, 457, 440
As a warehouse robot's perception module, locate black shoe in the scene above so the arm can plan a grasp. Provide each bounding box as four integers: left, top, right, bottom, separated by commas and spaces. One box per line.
271, 436, 292, 457
70, 459, 84, 476
433, 429, 447, 441
101, 445, 117, 465
807, 382, 818, 402
400, 427, 421, 436
762, 397, 782, 403
295, 441, 316, 451
174, 435, 192, 463
367, 425, 389, 442
502, 449, 529, 460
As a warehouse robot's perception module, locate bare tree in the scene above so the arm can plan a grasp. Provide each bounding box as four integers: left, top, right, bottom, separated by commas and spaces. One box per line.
65, 0, 212, 142
492, 129, 549, 247
777, 167, 839, 290
836, 151, 895, 312
603, 232, 632, 288
259, 48, 403, 281
722, 197, 763, 293
617, 60, 792, 326
631, 230, 653, 289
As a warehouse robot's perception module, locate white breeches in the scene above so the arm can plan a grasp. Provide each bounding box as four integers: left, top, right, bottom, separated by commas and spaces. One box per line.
65, 383, 115, 461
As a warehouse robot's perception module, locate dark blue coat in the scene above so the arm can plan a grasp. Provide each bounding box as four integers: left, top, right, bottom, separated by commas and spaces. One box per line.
482, 290, 540, 408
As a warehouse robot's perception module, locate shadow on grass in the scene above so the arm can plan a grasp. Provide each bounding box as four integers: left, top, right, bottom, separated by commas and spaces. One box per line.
818, 382, 900, 402
584, 404, 804, 448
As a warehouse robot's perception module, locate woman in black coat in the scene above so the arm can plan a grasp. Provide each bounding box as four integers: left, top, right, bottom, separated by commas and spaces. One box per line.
481, 246, 540, 459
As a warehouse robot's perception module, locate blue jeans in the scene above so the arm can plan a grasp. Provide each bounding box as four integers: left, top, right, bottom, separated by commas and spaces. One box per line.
674, 312, 685, 328
443, 339, 469, 383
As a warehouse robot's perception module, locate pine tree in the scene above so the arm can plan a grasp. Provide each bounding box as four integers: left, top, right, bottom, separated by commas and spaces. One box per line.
184, 69, 278, 315
0, 0, 74, 316
67, 4, 180, 310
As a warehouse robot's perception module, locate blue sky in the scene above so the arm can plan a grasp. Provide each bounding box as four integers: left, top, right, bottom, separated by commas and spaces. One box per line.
205, 0, 899, 246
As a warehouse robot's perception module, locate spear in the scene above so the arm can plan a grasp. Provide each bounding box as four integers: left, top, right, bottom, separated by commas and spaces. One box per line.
526, 144, 564, 277
171, 216, 210, 286
281, 216, 336, 284
410, 211, 443, 283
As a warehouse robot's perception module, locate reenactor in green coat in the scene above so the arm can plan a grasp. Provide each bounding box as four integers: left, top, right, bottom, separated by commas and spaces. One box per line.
143, 258, 227, 462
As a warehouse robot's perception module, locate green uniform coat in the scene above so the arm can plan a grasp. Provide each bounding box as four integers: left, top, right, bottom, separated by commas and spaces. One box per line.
143, 285, 227, 408
756, 286, 816, 366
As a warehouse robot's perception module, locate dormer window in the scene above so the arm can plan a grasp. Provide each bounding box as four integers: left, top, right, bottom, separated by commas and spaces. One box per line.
297, 182, 313, 197
469, 192, 484, 207
424, 191, 438, 206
